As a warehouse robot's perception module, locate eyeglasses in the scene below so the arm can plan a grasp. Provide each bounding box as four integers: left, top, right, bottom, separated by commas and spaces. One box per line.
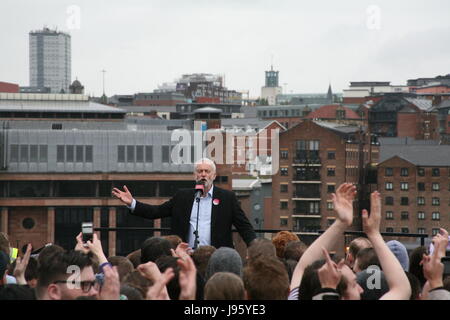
53, 280, 100, 293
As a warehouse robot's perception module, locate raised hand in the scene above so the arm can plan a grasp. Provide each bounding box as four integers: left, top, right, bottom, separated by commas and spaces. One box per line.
177, 254, 197, 300
111, 185, 133, 206
362, 191, 381, 237
317, 247, 344, 289
13, 243, 32, 285
171, 242, 193, 259
97, 265, 120, 300
421, 237, 446, 290
86, 233, 108, 264
138, 261, 173, 300
331, 183, 357, 226
75, 232, 90, 254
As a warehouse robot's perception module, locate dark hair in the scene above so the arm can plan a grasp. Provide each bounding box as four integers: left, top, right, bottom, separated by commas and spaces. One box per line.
36, 250, 92, 299
122, 271, 153, 299
192, 245, 216, 278
298, 260, 326, 300
243, 256, 289, 300
284, 241, 307, 262
108, 256, 134, 283
355, 248, 380, 271
141, 237, 172, 263
405, 271, 421, 300
348, 237, 372, 259
0, 284, 36, 300
247, 238, 276, 263
126, 249, 142, 269
204, 272, 245, 300
120, 284, 144, 300
409, 246, 427, 288
25, 257, 39, 281
37, 244, 65, 267
155, 255, 180, 300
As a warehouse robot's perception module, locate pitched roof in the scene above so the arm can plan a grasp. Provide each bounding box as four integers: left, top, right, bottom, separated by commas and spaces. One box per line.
306, 104, 361, 119
380, 145, 450, 166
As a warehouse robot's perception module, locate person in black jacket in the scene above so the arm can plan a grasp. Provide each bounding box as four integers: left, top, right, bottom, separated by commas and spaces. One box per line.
112, 158, 256, 249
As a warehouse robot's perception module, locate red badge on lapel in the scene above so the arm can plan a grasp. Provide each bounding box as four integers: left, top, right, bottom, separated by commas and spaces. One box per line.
213, 198, 220, 206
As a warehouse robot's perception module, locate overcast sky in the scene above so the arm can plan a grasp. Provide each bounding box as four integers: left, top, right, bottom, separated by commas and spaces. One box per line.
1, 0, 449, 97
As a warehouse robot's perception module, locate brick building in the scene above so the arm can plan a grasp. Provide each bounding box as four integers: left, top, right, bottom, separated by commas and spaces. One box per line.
0, 82, 19, 93
377, 139, 450, 247
369, 93, 439, 140
271, 120, 379, 252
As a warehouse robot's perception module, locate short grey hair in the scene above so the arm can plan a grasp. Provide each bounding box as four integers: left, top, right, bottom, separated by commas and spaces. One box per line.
194, 158, 216, 173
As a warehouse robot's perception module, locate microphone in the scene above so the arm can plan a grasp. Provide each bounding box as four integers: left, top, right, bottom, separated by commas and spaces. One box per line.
194, 180, 205, 199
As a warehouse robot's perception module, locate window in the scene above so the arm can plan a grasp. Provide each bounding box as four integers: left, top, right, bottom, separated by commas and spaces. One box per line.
117, 146, 125, 163
66, 145, 74, 162
385, 182, 393, 190
280, 184, 288, 193
20, 145, 28, 162
432, 168, 440, 176
280, 218, 288, 227
327, 202, 334, 211
30, 145, 38, 162
417, 182, 425, 191
127, 146, 135, 162
385, 197, 394, 205
136, 146, 144, 163
401, 227, 409, 234
85, 146, 93, 163
401, 212, 409, 220
418, 228, 426, 234
417, 197, 425, 206
39, 145, 47, 162
327, 185, 335, 193
281, 167, 288, 176
417, 167, 425, 176
432, 197, 440, 206
432, 212, 440, 220
401, 197, 409, 205
385, 168, 393, 176
52, 123, 62, 130
162, 146, 170, 163
280, 201, 288, 210
57, 145, 65, 162
145, 146, 153, 163
400, 182, 409, 191
327, 167, 335, 176
400, 168, 409, 176
10, 145, 18, 162
386, 227, 394, 233
432, 228, 440, 236
417, 212, 425, 220
76, 146, 83, 162
327, 152, 335, 160
280, 150, 288, 159
386, 211, 394, 220
432, 183, 440, 191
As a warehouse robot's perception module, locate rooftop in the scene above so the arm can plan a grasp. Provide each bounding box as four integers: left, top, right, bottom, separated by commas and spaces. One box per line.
306, 104, 361, 120
380, 144, 450, 166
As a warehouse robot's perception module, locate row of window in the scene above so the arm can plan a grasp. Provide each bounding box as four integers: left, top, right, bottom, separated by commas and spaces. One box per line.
385, 182, 444, 191
385, 211, 443, 220
280, 167, 335, 176
385, 227, 441, 236
385, 167, 448, 177
280, 184, 336, 193
280, 150, 336, 160
385, 196, 447, 206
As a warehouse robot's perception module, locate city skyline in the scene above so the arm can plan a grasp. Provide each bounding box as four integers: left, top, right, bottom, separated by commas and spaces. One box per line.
1, 0, 450, 97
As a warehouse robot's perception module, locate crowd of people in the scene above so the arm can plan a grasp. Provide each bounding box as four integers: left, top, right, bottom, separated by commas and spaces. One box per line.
0, 183, 449, 300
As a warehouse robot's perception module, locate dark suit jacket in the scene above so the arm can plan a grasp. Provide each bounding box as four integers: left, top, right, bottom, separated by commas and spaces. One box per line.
130, 186, 256, 248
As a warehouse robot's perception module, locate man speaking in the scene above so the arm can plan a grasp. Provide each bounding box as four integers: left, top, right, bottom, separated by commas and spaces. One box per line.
112, 158, 256, 249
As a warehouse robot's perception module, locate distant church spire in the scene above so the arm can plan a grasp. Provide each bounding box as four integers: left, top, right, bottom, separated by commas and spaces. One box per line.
327, 83, 333, 102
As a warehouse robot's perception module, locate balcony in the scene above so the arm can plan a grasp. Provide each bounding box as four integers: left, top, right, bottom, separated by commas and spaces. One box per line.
293, 157, 322, 166
292, 173, 321, 182
292, 191, 321, 200
292, 226, 321, 234
292, 208, 321, 216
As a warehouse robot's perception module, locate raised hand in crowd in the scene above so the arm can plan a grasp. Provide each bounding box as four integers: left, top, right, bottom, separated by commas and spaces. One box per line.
290, 183, 356, 290
177, 253, 197, 300
86, 233, 108, 265
97, 265, 121, 300
317, 247, 344, 290
112, 185, 133, 206
362, 191, 411, 300
13, 243, 32, 285
75, 232, 90, 255
171, 242, 193, 258
422, 228, 448, 290
137, 261, 173, 300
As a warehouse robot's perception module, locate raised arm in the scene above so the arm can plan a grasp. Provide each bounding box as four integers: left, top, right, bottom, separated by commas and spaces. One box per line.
363, 191, 411, 300
112, 185, 133, 206
290, 183, 356, 290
